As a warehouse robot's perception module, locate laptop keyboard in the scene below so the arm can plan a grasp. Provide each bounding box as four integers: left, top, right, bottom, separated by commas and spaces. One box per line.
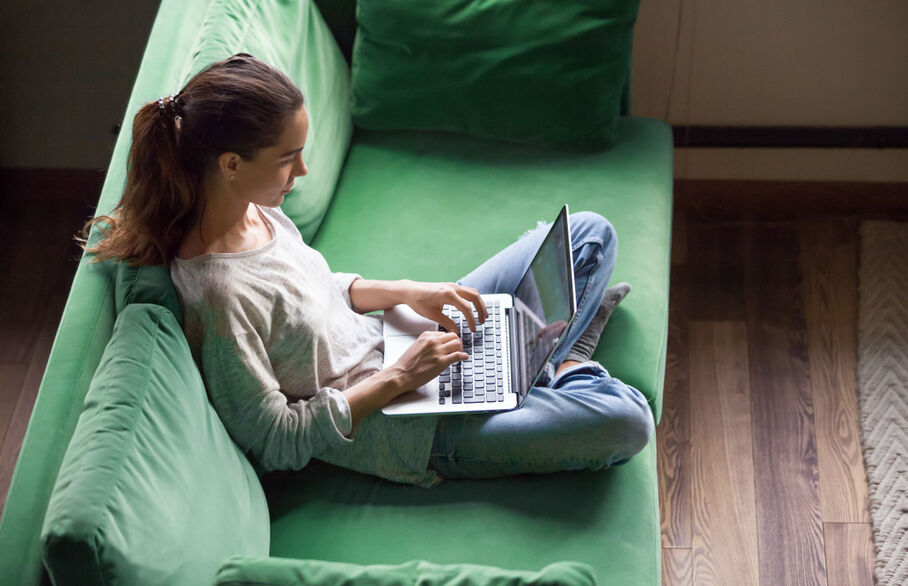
438, 300, 506, 405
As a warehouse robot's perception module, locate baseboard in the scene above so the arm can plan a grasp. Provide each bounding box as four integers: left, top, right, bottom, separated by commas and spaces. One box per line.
675, 179, 908, 221
672, 126, 908, 149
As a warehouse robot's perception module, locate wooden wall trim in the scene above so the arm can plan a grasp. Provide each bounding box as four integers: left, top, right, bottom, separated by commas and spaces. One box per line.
673, 127, 908, 149
675, 180, 908, 220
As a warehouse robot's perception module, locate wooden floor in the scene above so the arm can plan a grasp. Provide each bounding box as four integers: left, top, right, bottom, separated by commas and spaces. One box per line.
660, 181, 907, 586
0, 172, 905, 585
0, 170, 100, 521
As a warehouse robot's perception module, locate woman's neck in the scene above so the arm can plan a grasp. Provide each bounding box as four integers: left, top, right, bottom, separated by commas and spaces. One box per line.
201, 197, 254, 242
177, 178, 270, 258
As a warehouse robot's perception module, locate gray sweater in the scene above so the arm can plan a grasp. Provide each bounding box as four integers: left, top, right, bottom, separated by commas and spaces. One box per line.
171, 205, 439, 487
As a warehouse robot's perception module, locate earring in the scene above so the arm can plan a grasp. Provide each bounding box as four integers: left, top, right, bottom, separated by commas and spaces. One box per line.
229, 175, 236, 181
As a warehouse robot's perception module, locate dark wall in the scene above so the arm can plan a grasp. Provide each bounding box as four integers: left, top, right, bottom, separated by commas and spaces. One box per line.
0, 1, 162, 169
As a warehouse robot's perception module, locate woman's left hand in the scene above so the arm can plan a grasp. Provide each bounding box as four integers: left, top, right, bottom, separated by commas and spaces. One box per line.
402, 281, 488, 333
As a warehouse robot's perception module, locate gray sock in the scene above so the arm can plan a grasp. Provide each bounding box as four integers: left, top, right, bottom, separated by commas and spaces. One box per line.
564, 283, 631, 364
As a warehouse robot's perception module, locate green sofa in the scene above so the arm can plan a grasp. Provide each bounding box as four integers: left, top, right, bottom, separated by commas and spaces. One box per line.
0, 0, 673, 584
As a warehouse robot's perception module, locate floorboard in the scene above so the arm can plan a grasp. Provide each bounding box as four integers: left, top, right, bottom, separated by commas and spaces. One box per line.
799, 218, 870, 523
661, 548, 691, 586
686, 223, 746, 321
0, 364, 29, 451
745, 222, 827, 585
0, 196, 43, 364
670, 208, 688, 267
824, 523, 875, 586
689, 320, 759, 585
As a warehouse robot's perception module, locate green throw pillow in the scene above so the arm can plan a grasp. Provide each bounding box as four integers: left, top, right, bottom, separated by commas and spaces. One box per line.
215, 556, 597, 586
41, 304, 270, 586
351, 0, 641, 151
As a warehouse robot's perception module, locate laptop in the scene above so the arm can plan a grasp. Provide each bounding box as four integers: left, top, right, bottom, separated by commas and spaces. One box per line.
381, 205, 577, 415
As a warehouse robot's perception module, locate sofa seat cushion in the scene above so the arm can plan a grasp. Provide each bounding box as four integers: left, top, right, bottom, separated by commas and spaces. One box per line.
311, 116, 673, 422
215, 556, 596, 586
265, 440, 660, 584
351, 0, 640, 151
40, 304, 270, 586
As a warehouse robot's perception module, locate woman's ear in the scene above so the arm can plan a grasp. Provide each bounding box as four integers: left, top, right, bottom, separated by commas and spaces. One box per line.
217, 152, 241, 182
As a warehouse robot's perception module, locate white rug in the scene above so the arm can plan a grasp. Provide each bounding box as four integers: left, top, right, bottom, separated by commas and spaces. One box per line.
858, 220, 908, 586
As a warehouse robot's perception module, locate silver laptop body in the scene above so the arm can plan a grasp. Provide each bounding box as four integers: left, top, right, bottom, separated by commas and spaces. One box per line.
381, 205, 577, 416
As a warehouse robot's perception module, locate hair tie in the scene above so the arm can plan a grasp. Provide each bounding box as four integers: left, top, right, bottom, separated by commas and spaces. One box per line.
157, 92, 181, 107
157, 93, 183, 132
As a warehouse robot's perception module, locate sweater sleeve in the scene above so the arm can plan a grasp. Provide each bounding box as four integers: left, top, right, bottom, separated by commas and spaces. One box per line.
331, 272, 362, 310
202, 330, 354, 471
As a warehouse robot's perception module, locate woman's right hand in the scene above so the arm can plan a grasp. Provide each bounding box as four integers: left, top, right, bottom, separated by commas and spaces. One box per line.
344, 331, 468, 427
387, 331, 468, 394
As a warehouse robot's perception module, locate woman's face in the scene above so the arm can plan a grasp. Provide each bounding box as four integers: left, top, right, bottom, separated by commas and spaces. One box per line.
230, 105, 309, 208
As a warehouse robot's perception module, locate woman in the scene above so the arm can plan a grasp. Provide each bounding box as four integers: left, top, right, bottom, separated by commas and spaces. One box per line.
84, 53, 653, 487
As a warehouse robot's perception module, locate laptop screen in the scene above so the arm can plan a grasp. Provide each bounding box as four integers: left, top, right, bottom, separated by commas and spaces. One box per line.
512, 205, 577, 397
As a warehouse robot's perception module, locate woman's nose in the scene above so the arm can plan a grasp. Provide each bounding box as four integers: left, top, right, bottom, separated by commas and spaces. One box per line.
293, 152, 308, 177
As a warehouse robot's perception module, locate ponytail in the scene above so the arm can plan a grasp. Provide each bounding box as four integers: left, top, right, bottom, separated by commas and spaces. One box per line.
79, 53, 304, 265
80, 94, 199, 265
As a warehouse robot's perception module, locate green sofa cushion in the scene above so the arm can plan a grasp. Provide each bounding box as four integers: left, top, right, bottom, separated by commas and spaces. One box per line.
40, 304, 269, 586
187, 0, 353, 242
266, 441, 660, 584
351, 0, 640, 150
114, 262, 182, 323
313, 117, 673, 422
215, 556, 596, 586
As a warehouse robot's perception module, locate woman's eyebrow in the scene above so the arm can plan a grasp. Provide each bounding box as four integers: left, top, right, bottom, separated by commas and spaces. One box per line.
279, 147, 304, 157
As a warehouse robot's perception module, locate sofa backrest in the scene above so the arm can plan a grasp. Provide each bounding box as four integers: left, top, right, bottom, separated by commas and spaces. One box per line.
115, 263, 183, 324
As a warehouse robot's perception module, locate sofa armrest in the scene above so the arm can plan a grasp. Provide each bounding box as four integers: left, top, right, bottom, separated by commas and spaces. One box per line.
41, 305, 269, 586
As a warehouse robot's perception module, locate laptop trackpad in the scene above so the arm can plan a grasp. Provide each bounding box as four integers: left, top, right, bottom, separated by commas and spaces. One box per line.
382, 304, 438, 338
382, 334, 415, 369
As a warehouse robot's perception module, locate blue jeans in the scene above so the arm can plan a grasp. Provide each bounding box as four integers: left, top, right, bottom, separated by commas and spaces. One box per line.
429, 212, 655, 479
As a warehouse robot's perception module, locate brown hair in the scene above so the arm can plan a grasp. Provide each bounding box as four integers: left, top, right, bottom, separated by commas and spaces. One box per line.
80, 53, 305, 265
